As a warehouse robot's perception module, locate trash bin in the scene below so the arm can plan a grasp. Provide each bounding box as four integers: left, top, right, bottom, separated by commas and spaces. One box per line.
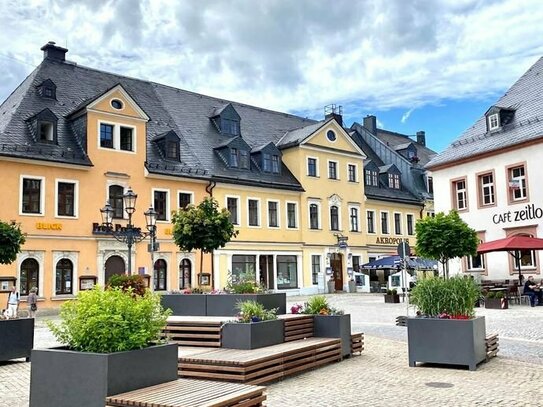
348, 280, 356, 293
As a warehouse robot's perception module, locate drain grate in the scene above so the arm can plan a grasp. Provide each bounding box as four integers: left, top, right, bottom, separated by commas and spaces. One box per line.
425, 382, 454, 388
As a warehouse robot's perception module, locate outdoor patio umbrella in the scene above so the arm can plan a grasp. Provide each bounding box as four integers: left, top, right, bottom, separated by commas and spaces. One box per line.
477, 235, 543, 282
361, 255, 437, 270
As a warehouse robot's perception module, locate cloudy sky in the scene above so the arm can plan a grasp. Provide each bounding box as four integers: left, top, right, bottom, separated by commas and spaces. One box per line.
1, 0, 542, 152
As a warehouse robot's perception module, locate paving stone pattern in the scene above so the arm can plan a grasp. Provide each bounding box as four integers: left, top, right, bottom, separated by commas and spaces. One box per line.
2, 294, 543, 406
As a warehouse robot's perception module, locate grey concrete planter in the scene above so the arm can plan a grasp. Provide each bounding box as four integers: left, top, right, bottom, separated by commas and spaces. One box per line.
161, 294, 207, 316
485, 298, 508, 309
313, 314, 352, 357
407, 316, 487, 371
0, 318, 34, 362
384, 294, 400, 303
29, 343, 178, 407
221, 319, 284, 349
206, 293, 286, 316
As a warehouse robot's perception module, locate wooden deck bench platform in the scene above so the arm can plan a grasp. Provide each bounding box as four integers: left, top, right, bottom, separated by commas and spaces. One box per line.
106, 378, 266, 407
278, 314, 314, 342
162, 316, 236, 348
350, 333, 364, 355
486, 333, 499, 360
178, 337, 341, 385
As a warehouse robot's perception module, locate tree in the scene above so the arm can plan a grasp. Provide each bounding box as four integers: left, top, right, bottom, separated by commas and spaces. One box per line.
171, 197, 238, 285
0, 220, 25, 265
415, 210, 479, 278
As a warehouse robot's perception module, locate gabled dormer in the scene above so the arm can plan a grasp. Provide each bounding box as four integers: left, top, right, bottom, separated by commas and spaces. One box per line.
485, 105, 516, 132
379, 164, 401, 190
251, 142, 281, 174
214, 136, 251, 169
210, 103, 241, 137
27, 108, 58, 144
363, 161, 379, 187
394, 142, 418, 162
153, 130, 180, 161
37, 79, 57, 100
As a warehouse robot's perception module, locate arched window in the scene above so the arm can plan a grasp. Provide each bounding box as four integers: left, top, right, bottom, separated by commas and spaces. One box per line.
109, 185, 124, 219
20, 258, 39, 296
154, 259, 167, 291
179, 259, 192, 289
56, 259, 73, 295
330, 206, 339, 231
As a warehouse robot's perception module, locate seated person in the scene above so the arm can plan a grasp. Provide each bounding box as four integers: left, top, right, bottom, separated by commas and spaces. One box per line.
524, 276, 543, 306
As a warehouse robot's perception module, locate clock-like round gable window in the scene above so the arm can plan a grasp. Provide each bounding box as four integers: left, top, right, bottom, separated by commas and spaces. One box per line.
326, 130, 336, 142
111, 99, 124, 110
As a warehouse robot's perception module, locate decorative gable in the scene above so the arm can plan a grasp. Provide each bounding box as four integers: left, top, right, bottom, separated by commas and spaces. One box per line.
211, 103, 241, 137
153, 130, 181, 162
37, 79, 57, 100
485, 105, 516, 132
85, 84, 150, 121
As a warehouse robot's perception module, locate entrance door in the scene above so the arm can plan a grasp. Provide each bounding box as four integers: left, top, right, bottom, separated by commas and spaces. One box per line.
104, 255, 126, 283
331, 253, 343, 291
259, 255, 274, 290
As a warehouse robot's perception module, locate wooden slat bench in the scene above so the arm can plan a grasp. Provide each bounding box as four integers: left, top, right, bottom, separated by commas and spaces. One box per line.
350, 333, 364, 355
395, 316, 407, 327
106, 378, 266, 407
162, 316, 236, 348
486, 333, 499, 360
178, 337, 341, 385
278, 314, 314, 342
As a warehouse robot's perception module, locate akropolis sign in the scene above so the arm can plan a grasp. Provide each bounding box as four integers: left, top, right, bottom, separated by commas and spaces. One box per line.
492, 203, 543, 225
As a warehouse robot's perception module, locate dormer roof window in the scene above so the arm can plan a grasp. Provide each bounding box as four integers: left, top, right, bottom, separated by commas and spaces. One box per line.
211, 103, 241, 137
488, 113, 499, 131
485, 105, 516, 132
28, 108, 58, 144
37, 79, 57, 100
153, 130, 180, 162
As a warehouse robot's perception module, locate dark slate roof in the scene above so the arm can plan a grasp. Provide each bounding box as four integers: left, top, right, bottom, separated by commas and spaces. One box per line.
276, 120, 325, 148
349, 130, 384, 166
375, 129, 436, 166
0, 57, 316, 189
364, 185, 421, 205
427, 56, 543, 168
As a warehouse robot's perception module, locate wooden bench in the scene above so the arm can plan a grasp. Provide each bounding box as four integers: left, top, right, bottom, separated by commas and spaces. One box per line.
279, 314, 314, 342
486, 333, 499, 360
106, 378, 266, 407
351, 333, 364, 355
161, 316, 235, 348
395, 316, 407, 327
178, 337, 341, 385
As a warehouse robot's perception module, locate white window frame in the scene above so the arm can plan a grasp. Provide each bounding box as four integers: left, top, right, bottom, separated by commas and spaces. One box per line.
55, 178, 79, 219
52, 251, 79, 298
247, 197, 261, 228
285, 201, 299, 230
307, 156, 320, 177
479, 174, 495, 206
488, 113, 499, 130
366, 210, 376, 234
467, 252, 485, 271
393, 212, 402, 235
267, 199, 280, 229
510, 166, 527, 201
347, 163, 358, 182
19, 175, 45, 216
455, 179, 467, 210
406, 213, 415, 236
177, 190, 194, 209
327, 159, 339, 180
308, 200, 321, 230
225, 195, 241, 226
311, 254, 322, 286
97, 120, 137, 154
349, 205, 360, 232
152, 188, 170, 223
380, 211, 389, 235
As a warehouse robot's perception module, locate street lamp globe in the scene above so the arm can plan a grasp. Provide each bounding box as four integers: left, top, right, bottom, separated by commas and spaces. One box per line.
100, 202, 114, 226
123, 188, 138, 215
144, 205, 157, 232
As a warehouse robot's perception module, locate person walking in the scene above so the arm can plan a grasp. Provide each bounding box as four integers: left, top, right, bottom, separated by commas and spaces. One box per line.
6, 286, 20, 318
27, 287, 38, 318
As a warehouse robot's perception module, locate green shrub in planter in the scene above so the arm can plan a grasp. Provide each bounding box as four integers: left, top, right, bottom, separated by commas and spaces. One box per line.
236, 300, 277, 323
410, 276, 480, 318
107, 274, 147, 297
485, 291, 496, 299
302, 295, 344, 316
48, 286, 171, 353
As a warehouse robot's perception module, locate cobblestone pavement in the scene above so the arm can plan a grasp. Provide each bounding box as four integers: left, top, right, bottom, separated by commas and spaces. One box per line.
2, 294, 543, 406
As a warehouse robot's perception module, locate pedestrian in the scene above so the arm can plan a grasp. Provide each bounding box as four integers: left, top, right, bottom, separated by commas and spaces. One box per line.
27, 287, 38, 318
6, 286, 20, 318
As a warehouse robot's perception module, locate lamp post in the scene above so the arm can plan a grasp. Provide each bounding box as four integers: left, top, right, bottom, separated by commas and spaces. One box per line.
100, 188, 158, 276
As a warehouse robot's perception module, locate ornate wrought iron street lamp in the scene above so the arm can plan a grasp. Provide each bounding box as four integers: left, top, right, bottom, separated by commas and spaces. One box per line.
100, 187, 158, 275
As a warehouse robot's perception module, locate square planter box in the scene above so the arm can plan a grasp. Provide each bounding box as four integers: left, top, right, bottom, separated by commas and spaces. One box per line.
407, 316, 487, 371
313, 314, 352, 357
161, 294, 207, 316
221, 319, 284, 349
485, 297, 508, 309
206, 293, 286, 316
384, 294, 400, 303
0, 318, 34, 362
30, 343, 178, 407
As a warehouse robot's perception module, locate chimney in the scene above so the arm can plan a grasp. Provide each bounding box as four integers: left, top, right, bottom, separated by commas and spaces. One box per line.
363, 115, 377, 134
324, 104, 343, 127
416, 131, 426, 146
40, 41, 68, 62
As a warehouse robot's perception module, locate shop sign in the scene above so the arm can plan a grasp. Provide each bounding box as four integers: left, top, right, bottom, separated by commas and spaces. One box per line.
492, 204, 543, 225
376, 237, 409, 245
36, 222, 62, 230
92, 222, 142, 235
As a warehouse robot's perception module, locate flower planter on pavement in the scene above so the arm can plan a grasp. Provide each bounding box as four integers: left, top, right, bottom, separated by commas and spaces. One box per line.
206, 293, 286, 316
0, 318, 34, 362
313, 314, 352, 357
384, 294, 400, 303
407, 316, 486, 371
161, 294, 207, 316
221, 319, 284, 349
484, 297, 508, 309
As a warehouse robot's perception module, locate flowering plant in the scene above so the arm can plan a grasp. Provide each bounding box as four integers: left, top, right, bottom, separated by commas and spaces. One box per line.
290, 304, 303, 314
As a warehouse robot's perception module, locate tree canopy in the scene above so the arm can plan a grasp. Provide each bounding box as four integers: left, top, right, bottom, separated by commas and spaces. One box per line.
0, 220, 26, 265
415, 210, 479, 278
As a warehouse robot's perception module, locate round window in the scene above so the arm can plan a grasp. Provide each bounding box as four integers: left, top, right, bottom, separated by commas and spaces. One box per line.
111, 99, 123, 110
326, 130, 336, 142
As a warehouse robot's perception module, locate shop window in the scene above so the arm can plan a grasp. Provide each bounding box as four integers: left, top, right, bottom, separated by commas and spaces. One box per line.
277, 255, 298, 289
179, 259, 191, 289
231, 255, 256, 283
56, 259, 73, 295
154, 259, 167, 291
20, 258, 39, 296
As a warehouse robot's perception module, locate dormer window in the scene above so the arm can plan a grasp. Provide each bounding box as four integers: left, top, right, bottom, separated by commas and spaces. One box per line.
488, 114, 499, 131
271, 155, 280, 173
166, 140, 179, 160
39, 122, 54, 142
365, 169, 378, 186
240, 150, 249, 169
222, 118, 240, 136
37, 79, 57, 100
211, 103, 242, 137
153, 130, 180, 162
388, 173, 400, 189
44, 87, 54, 98
30, 108, 58, 144
230, 148, 239, 167
263, 154, 271, 172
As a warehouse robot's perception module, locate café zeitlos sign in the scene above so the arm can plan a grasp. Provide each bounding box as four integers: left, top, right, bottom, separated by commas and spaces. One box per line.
492, 203, 543, 225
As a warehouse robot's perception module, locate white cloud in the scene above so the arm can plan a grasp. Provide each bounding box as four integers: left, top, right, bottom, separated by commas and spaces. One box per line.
401, 108, 415, 124
0, 0, 542, 122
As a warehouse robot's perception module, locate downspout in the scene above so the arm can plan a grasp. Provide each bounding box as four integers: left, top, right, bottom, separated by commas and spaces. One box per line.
205, 181, 217, 288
